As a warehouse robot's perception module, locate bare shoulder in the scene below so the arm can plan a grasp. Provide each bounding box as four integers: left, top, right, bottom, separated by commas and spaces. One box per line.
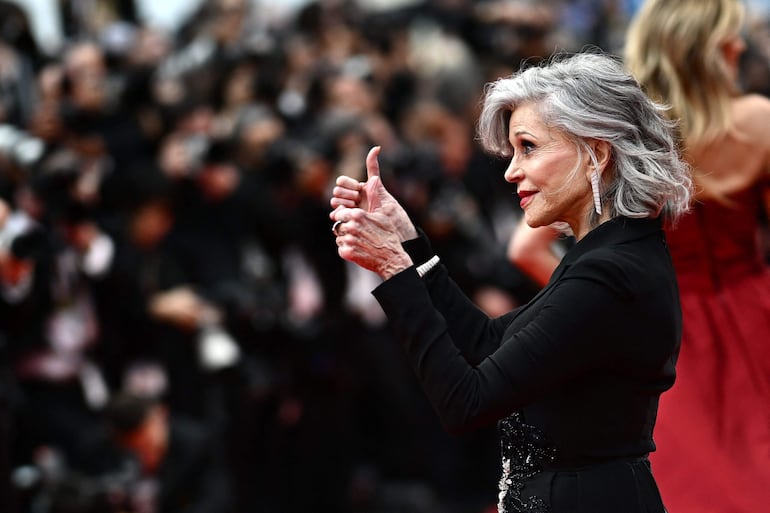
732, 95, 770, 173
688, 95, 770, 193
732, 94, 770, 137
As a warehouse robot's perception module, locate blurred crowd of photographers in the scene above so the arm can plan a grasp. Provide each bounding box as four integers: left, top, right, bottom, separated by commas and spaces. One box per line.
1, 1, 769, 512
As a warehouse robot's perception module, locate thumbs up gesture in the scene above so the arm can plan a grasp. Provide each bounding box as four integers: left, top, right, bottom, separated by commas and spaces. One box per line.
329, 146, 417, 279
330, 146, 417, 242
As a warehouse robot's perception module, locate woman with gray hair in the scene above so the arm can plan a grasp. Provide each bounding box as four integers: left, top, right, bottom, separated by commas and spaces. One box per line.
329, 51, 690, 512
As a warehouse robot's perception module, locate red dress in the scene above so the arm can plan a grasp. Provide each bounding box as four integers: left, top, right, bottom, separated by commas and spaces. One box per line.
653, 186, 770, 512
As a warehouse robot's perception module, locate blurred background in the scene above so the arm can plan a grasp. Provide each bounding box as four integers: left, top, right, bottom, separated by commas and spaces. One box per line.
1, 1, 769, 512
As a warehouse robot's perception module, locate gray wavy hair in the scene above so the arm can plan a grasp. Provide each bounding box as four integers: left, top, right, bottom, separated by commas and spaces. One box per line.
477, 51, 692, 227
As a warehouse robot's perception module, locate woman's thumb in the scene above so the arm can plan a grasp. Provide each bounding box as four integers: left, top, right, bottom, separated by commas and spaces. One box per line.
364, 175, 385, 212
366, 146, 381, 180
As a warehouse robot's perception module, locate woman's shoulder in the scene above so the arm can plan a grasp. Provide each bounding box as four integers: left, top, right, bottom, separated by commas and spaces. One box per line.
732, 93, 770, 109
733, 94, 770, 176
564, 239, 667, 300
732, 94, 770, 136
687, 94, 770, 193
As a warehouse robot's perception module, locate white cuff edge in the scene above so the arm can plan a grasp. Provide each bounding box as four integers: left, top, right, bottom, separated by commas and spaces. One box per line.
416, 255, 440, 278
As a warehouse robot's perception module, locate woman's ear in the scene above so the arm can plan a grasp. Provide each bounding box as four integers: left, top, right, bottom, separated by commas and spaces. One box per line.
721, 35, 746, 81
585, 139, 612, 179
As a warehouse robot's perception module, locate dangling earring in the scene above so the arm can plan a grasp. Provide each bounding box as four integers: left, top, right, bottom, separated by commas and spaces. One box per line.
591, 169, 602, 215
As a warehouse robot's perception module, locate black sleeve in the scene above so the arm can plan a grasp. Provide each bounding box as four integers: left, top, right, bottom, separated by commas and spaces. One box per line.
373, 257, 631, 435
400, 230, 516, 365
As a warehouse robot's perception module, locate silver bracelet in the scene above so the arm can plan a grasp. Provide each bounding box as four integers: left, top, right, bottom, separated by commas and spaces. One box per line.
416, 255, 440, 278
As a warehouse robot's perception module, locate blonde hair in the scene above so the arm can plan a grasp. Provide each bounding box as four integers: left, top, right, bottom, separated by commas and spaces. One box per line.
624, 0, 745, 148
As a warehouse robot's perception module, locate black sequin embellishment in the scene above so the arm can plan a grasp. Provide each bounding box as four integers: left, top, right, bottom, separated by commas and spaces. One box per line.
497, 412, 556, 513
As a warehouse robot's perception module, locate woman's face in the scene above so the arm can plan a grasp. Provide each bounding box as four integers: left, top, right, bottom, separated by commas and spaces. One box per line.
503, 102, 594, 238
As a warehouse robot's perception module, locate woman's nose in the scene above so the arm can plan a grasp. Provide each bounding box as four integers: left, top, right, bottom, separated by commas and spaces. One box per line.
504, 160, 522, 183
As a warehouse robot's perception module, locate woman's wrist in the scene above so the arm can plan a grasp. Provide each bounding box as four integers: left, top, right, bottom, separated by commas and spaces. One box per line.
398, 223, 418, 242
378, 252, 414, 281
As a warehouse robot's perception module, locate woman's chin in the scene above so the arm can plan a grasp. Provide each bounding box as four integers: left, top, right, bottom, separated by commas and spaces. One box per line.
523, 213, 544, 228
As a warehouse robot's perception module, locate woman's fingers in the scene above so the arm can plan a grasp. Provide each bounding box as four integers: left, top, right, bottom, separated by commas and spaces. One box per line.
332, 184, 360, 201
330, 175, 364, 211
336, 174, 363, 190
330, 196, 356, 211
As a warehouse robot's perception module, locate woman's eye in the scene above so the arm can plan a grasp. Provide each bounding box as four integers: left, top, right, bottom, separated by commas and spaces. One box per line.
521, 140, 536, 154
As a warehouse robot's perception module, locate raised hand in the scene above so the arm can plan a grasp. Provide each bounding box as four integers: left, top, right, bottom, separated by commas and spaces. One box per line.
329, 146, 418, 279
330, 146, 417, 242
329, 146, 382, 213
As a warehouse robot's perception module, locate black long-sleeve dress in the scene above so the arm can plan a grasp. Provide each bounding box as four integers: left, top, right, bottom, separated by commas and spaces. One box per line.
372, 216, 680, 513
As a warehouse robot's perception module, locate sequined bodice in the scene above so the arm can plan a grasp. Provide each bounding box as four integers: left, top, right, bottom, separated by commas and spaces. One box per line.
497, 412, 556, 513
